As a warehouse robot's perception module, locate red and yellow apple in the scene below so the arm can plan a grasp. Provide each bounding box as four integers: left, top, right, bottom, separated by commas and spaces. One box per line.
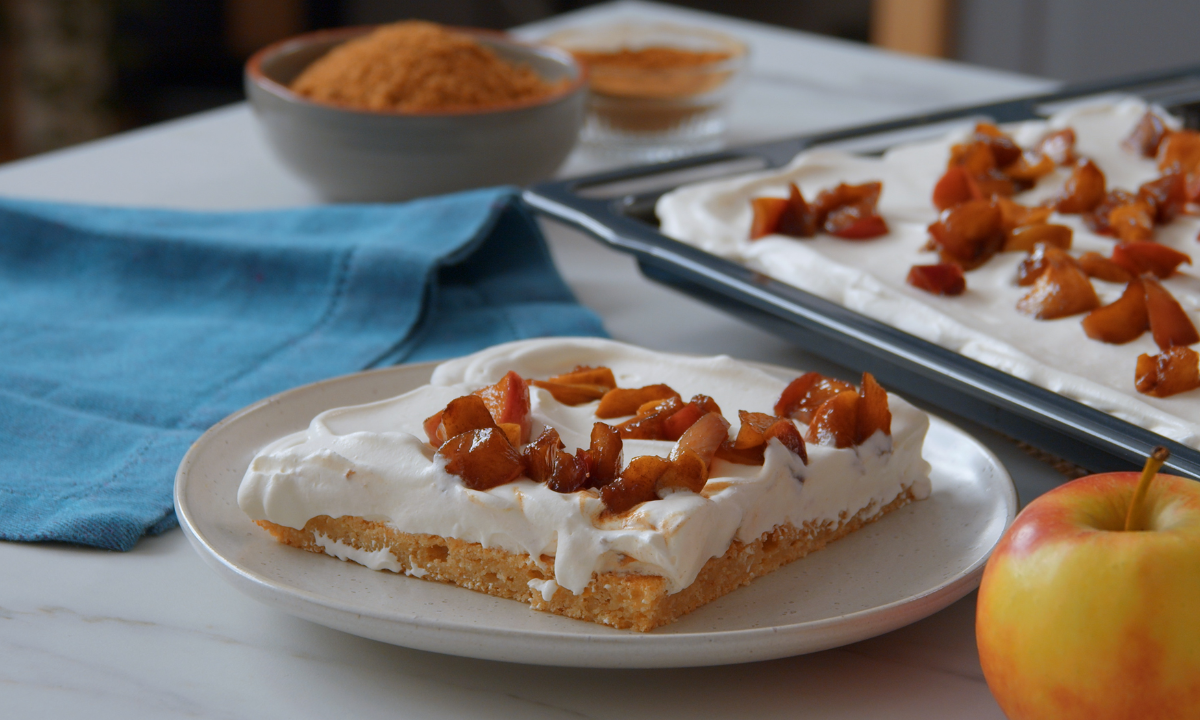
977, 449, 1200, 720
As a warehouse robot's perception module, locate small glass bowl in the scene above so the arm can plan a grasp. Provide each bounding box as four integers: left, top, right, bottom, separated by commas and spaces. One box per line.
545, 23, 748, 162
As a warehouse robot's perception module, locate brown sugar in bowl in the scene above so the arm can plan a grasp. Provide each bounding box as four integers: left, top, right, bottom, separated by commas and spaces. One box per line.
246, 25, 586, 202
289, 21, 568, 113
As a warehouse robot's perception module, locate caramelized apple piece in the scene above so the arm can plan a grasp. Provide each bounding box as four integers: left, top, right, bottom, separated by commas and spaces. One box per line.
1017, 244, 1080, 286
616, 396, 683, 439
804, 390, 859, 449
1157, 130, 1200, 177
656, 448, 708, 493
714, 441, 767, 465
732, 410, 779, 449
548, 365, 617, 388
498, 423, 522, 447
585, 422, 623, 488
980, 169, 1024, 198
574, 446, 593, 479
662, 402, 703, 442
1138, 173, 1187, 224
778, 183, 819, 237
857, 372, 892, 442
1144, 275, 1200, 350
529, 380, 610, 405
1016, 252, 1100, 319
765, 419, 807, 461
1003, 151, 1056, 183
601, 455, 671, 513
423, 410, 446, 448
474, 371, 531, 444
1108, 202, 1156, 243
1081, 278, 1149, 344
928, 199, 1005, 270
619, 455, 671, 487
523, 428, 587, 493
673, 412, 731, 466
544, 454, 586, 493
775, 372, 856, 422
1124, 112, 1169, 158
748, 180, 891, 240
596, 384, 680, 418
907, 263, 966, 296
1112, 243, 1192, 279
767, 420, 809, 461
792, 373, 892, 449
1078, 251, 1134, 283
1055, 159, 1106, 214
1004, 224, 1072, 253
947, 135, 1024, 196
948, 140, 998, 177
813, 182, 882, 223
932, 166, 982, 211
425, 392, 509, 449
973, 122, 1004, 138
824, 202, 889, 239
523, 428, 567, 486
634, 396, 679, 416
974, 123, 1023, 167
530, 366, 617, 404
717, 412, 806, 466
1136, 346, 1200, 397
1083, 189, 1136, 236
1188, 174, 1200, 206
439, 427, 525, 491
996, 197, 1053, 233
1037, 128, 1077, 165
438, 395, 498, 443
749, 196, 788, 240
717, 410, 770, 465
661, 394, 722, 441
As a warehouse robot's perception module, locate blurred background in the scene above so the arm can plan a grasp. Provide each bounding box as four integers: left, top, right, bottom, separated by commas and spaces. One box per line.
0, 0, 1196, 162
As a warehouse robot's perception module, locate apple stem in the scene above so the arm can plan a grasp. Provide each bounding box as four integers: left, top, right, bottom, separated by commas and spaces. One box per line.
1124, 446, 1170, 532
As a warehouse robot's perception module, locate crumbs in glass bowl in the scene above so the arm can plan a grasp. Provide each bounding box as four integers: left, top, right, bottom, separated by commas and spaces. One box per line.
547, 23, 747, 160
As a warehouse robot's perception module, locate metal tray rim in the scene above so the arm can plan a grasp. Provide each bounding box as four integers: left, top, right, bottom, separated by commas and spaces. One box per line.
526, 64, 1200, 480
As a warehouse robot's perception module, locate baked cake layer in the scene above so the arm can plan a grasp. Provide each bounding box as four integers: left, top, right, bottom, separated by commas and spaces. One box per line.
239, 338, 934, 630
258, 484, 918, 632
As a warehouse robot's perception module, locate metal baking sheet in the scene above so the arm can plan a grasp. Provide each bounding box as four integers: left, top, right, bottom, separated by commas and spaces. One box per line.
525, 64, 1200, 481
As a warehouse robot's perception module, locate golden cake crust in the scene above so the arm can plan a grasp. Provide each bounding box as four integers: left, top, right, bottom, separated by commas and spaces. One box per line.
256, 484, 918, 632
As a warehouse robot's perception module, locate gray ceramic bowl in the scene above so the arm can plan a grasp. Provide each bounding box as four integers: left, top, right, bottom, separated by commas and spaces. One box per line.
246, 27, 586, 202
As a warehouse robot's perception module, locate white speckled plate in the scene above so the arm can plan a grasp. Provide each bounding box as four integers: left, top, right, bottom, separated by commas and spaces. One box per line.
175, 360, 1016, 668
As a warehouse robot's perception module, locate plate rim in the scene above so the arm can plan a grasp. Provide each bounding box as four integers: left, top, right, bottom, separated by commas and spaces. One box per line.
175, 358, 1018, 666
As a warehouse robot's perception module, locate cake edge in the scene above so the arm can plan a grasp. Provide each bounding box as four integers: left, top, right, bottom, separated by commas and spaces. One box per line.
256, 484, 919, 632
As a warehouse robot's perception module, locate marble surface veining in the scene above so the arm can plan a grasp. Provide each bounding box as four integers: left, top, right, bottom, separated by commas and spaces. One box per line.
2, 532, 1011, 719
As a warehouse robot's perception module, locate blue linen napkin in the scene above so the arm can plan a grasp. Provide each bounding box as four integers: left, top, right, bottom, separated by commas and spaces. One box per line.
0, 187, 607, 551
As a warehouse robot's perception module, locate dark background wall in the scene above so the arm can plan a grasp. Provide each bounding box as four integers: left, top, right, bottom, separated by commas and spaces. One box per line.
119, 0, 873, 134
1, 0, 1197, 163
0, 0, 872, 161
954, 0, 1200, 83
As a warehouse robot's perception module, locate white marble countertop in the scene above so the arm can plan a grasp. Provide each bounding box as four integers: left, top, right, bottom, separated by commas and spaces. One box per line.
0, 2, 1062, 717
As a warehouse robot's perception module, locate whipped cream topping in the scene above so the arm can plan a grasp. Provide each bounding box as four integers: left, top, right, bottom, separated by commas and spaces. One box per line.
238, 338, 931, 595
313, 532, 403, 573
657, 99, 1200, 447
